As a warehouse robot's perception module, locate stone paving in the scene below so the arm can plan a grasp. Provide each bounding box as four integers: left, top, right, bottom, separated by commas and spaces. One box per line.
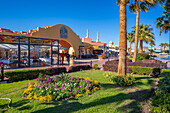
0, 57, 118, 82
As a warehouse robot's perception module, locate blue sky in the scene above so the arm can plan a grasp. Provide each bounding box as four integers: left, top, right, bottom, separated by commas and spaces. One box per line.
0, 0, 168, 49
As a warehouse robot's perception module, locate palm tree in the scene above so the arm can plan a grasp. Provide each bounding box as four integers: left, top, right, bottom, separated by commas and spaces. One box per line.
118, 0, 127, 75
159, 43, 164, 51
132, 24, 154, 53
155, 2, 170, 55
127, 32, 135, 56
117, 0, 165, 62
149, 40, 156, 50
163, 43, 169, 51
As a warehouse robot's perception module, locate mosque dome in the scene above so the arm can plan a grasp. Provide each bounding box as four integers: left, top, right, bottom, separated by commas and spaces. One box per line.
109, 41, 113, 46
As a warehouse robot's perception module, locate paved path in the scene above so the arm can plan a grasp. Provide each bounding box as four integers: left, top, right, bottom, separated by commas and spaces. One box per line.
3, 57, 119, 72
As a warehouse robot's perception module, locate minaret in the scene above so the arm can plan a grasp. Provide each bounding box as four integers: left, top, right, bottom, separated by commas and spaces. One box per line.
86, 29, 89, 38
96, 32, 99, 42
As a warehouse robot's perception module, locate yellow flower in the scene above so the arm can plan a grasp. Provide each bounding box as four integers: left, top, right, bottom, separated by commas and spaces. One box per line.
94, 81, 99, 85
33, 92, 39, 100
69, 96, 74, 99
34, 82, 37, 87
46, 93, 53, 102
75, 94, 83, 98
39, 96, 44, 101
85, 90, 91, 95
27, 92, 33, 99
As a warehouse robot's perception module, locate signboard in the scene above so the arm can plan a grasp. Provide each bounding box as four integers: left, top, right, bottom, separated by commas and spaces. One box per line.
0, 36, 15, 43
84, 46, 89, 49
30, 39, 51, 45
93, 46, 99, 49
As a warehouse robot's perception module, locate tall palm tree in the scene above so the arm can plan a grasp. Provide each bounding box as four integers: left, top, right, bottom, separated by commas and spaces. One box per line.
149, 40, 156, 50
132, 24, 154, 53
127, 32, 135, 56
155, 2, 170, 54
117, 0, 165, 62
118, 0, 127, 75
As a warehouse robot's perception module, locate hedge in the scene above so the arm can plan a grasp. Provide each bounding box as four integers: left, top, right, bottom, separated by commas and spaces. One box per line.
68, 65, 91, 72
159, 69, 170, 78
151, 72, 170, 112
5, 67, 66, 82
103, 59, 166, 75
129, 66, 160, 76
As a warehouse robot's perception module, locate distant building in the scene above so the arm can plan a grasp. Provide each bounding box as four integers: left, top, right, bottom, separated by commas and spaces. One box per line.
81, 29, 107, 55
107, 41, 119, 52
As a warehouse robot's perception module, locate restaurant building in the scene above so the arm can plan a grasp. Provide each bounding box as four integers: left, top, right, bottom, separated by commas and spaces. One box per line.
0, 24, 91, 69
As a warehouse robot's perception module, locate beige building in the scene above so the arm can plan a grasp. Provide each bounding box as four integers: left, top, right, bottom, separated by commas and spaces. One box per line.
0, 24, 92, 68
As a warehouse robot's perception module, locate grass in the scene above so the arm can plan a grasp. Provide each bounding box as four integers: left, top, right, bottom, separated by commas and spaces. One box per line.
0, 70, 155, 113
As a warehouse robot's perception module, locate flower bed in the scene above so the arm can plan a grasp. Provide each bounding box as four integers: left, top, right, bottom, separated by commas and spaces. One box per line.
24, 73, 100, 102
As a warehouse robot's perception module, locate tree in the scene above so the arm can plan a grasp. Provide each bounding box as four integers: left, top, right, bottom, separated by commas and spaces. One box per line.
118, 0, 127, 75
132, 24, 154, 53
164, 43, 169, 51
117, 0, 165, 62
127, 32, 135, 57
149, 40, 156, 50
159, 43, 164, 51
155, 1, 170, 54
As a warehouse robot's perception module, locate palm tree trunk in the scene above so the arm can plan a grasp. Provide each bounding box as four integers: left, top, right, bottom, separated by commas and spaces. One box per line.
133, 0, 139, 62
130, 42, 132, 57
118, 0, 127, 76
139, 40, 143, 53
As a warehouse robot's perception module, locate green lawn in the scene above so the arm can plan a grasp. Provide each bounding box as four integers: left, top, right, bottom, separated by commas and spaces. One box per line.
0, 70, 155, 113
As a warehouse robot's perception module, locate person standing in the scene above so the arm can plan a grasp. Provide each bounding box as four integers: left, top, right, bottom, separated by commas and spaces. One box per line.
66, 53, 70, 65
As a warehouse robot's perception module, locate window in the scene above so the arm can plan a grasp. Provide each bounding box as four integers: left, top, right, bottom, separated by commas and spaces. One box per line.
60, 26, 68, 38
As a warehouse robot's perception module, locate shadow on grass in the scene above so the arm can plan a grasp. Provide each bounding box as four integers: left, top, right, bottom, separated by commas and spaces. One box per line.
11, 99, 30, 108
31, 88, 153, 113
18, 105, 32, 110
100, 83, 117, 89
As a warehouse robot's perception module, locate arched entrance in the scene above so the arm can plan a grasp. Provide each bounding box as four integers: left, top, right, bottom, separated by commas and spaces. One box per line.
57, 40, 76, 64
31, 24, 83, 58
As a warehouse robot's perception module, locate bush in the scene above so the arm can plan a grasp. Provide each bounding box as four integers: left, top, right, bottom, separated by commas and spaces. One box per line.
68, 65, 91, 72
136, 53, 150, 62
4, 67, 66, 82
151, 77, 170, 113
129, 66, 160, 76
103, 59, 166, 74
160, 69, 170, 78
24, 73, 100, 102
93, 64, 99, 70
104, 73, 136, 86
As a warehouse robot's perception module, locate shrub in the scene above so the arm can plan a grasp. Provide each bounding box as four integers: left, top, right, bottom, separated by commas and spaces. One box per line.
103, 59, 166, 74
160, 69, 170, 78
4, 67, 66, 82
104, 73, 136, 86
129, 66, 160, 76
68, 65, 91, 72
151, 77, 170, 113
93, 64, 99, 70
24, 73, 100, 102
136, 53, 150, 62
